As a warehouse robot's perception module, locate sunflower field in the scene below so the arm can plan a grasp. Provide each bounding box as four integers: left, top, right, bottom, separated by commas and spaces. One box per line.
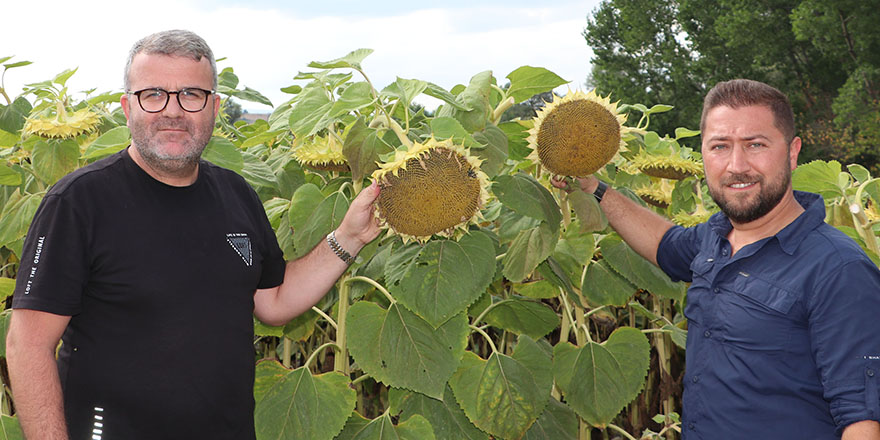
2, 49, 878, 440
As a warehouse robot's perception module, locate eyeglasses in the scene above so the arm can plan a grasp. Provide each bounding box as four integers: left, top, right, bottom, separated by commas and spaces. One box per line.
128, 87, 214, 113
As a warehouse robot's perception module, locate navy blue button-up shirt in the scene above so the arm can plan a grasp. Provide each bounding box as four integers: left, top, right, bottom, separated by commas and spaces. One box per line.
657, 191, 880, 439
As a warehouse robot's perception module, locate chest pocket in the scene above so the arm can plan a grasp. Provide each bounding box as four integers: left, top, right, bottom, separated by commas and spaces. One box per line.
720, 272, 798, 352
684, 256, 717, 327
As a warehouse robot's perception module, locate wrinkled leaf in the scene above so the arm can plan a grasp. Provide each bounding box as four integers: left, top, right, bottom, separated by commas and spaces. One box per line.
472, 124, 508, 178
289, 86, 333, 138
347, 302, 468, 399
240, 151, 278, 189
335, 412, 435, 440
522, 397, 578, 440
449, 336, 552, 439
32, 139, 79, 185
505, 66, 567, 104
792, 160, 844, 199
255, 366, 356, 440
481, 297, 559, 339
386, 231, 495, 327
293, 191, 349, 259
309, 48, 374, 70
389, 386, 488, 440
582, 260, 637, 306
502, 223, 558, 283
0, 190, 43, 250
493, 173, 561, 226
342, 117, 379, 183
81, 126, 130, 160
513, 280, 559, 299
0, 164, 21, 186
553, 327, 651, 427
568, 189, 607, 232
599, 235, 685, 301
202, 136, 244, 173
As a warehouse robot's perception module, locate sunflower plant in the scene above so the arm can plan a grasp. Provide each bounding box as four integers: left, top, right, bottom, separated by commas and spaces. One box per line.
0, 48, 759, 440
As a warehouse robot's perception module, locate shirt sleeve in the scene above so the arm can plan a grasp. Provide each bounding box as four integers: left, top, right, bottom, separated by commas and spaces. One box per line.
249, 186, 285, 290
808, 257, 880, 433
12, 193, 89, 315
656, 224, 702, 283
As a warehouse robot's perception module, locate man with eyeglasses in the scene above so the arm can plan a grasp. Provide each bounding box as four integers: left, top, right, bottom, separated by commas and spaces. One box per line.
6, 30, 381, 439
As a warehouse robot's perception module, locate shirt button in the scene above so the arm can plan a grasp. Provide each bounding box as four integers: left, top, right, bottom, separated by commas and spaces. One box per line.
713, 287, 720, 293
704, 330, 711, 337
868, 369, 875, 377
692, 375, 700, 383
688, 422, 695, 430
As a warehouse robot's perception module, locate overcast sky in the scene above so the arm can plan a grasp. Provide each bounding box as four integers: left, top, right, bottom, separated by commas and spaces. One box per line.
3, 0, 602, 112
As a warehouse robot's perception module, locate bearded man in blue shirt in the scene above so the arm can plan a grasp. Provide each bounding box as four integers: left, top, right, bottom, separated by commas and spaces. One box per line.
555, 79, 880, 439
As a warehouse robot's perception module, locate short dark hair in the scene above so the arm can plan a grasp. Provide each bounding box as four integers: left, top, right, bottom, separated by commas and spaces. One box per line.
124, 30, 217, 91
700, 79, 795, 143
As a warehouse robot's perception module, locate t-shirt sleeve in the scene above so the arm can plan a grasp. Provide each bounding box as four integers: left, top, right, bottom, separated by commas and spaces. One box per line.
250, 189, 285, 290
12, 194, 89, 315
808, 257, 880, 433
656, 224, 701, 283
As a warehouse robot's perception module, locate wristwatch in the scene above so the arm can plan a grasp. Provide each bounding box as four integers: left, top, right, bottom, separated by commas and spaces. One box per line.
593, 180, 608, 203
326, 230, 355, 265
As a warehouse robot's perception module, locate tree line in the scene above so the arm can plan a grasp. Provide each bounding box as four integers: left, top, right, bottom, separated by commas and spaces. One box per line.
583, 0, 880, 170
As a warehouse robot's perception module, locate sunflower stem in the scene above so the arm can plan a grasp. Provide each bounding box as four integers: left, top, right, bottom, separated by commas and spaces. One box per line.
345, 275, 395, 304
310, 306, 338, 330
469, 324, 499, 354
491, 96, 515, 125
306, 342, 340, 371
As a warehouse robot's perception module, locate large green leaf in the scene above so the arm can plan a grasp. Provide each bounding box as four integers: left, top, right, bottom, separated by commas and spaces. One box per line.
505, 66, 567, 104
423, 81, 471, 111
347, 302, 468, 399
292, 190, 349, 259
0, 97, 30, 134
599, 235, 685, 301
308, 48, 374, 70
513, 280, 559, 299
430, 117, 478, 148
0, 277, 14, 300
472, 124, 508, 178
499, 121, 531, 161
342, 117, 378, 183
381, 78, 428, 109
0, 414, 23, 440
481, 297, 559, 339
253, 359, 290, 402
389, 386, 488, 440
0, 309, 12, 358
81, 126, 130, 160
335, 412, 435, 440
582, 260, 637, 307
436, 71, 492, 132
568, 189, 607, 232
553, 327, 651, 428
0, 164, 21, 186
289, 86, 334, 138
32, 139, 79, 185
502, 223, 558, 282
792, 160, 844, 199
385, 231, 495, 327
449, 336, 552, 440
329, 82, 374, 118
0, 190, 43, 250
522, 397, 578, 440
493, 173, 561, 226
202, 136, 244, 173
254, 366, 355, 440
240, 151, 278, 189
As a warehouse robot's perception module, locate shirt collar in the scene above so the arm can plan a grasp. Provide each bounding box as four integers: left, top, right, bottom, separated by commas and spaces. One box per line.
707, 191, 826, 255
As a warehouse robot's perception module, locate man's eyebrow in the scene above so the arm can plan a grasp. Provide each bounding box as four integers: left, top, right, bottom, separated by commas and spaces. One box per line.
704, 134, 771, 142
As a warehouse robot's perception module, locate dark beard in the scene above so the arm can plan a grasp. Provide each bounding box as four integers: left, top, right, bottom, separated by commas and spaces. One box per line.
709, 167, 791, 224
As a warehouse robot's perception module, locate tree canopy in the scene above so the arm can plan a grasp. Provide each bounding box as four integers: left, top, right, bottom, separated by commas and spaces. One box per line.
584, 0, 880, 169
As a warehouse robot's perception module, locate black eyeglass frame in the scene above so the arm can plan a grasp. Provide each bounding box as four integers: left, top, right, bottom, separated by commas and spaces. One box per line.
128, 87, 215, 113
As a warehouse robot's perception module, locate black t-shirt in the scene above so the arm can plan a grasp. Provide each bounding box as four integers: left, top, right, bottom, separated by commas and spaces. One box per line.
12, 148, 285, 439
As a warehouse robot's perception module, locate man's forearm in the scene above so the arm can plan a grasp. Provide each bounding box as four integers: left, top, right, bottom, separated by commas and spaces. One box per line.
842, 420, 880, 439
8, 346, 68, 439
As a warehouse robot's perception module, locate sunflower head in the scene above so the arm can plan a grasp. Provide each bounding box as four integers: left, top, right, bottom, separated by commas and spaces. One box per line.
630, 151, 703, 180
370, 138, 490, 243
24, 107, 100, 139
291, 135, 350, 172
527, 90, 628, 177
634, 180, 673, 209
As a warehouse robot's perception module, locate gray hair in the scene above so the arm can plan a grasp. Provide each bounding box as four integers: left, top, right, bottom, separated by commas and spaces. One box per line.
123, 29, 218, 91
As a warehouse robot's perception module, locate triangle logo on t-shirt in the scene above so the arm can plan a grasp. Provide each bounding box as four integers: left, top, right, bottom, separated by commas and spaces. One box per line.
226, 233, 253, 266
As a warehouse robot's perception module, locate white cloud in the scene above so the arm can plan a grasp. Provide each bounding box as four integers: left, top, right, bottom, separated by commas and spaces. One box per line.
2, 1, 598, 112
